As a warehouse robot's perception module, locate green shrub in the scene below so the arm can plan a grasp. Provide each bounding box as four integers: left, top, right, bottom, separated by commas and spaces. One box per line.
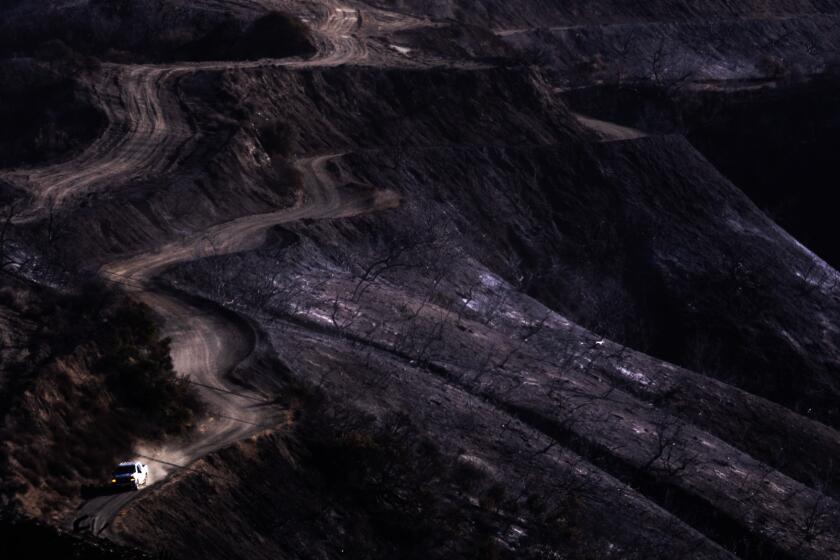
97, 299, 202, 437
0, 278, 202, 509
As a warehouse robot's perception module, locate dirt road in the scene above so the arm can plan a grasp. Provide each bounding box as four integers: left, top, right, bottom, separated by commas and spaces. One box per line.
0, 0, 378, 217
76, 153, 398, 532
56, 1, 402, 535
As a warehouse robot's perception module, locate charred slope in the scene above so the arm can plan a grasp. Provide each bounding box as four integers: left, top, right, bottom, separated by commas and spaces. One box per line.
114, 408, 665, 560
684, 78, 840, 270
107, 56, 840, 558
501, 14, 840, 85
365, 0, 840, 27
530, 135, 840, 427
217, 65, 576, 152
563, 78, 840, 425
113, 352, 738, 560
3, 1, 840, 559
154, 137, 840, 559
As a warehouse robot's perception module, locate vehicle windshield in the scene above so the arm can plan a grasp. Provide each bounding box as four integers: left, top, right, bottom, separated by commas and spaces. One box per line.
113, 465, 136, 475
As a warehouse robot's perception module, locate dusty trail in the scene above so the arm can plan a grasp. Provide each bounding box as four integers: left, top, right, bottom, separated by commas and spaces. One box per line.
2, 65, 189, 214
78, 153, 399, 537
0, 0, 375, 217
105, 154, 398, 284
60, 1, 402, 535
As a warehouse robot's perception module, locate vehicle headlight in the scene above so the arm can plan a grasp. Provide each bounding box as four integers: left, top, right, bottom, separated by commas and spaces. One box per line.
111, 478, 117, 483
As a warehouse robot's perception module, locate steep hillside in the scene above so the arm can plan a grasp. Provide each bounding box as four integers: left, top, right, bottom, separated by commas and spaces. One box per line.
2, 1, 840, 559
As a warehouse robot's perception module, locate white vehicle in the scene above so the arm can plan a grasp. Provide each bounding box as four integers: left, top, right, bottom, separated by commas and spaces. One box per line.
110, 461, 149, 490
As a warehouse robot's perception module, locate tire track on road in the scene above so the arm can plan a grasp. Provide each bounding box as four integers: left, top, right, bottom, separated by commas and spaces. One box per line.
76, 152, 400, 534
59, 1, 401, 533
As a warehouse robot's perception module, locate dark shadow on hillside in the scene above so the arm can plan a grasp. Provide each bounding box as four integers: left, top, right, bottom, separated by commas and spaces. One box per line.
563, 76, 840, 270
0, 2, 315, 64
80, 484, 135, 500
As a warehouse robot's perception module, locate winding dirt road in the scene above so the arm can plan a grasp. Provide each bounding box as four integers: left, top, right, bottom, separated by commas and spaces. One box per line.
79, 153, 398, 534
0, 0, 374, 217
46, 0, 403, 535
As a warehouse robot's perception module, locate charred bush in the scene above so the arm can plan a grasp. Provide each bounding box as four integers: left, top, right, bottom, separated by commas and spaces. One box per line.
258, 119, 303, 188
20, 280, 204, 436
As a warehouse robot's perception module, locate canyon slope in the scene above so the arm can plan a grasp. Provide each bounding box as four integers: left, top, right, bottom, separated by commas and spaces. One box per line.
2, 1, 840, 559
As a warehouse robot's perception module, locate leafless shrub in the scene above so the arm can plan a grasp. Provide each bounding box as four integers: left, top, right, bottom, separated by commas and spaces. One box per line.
648, 38, 694, 92
638, 414, 698, 480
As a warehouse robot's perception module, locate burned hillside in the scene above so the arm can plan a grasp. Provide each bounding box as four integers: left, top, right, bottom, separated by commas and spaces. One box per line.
2, 1, 840, 559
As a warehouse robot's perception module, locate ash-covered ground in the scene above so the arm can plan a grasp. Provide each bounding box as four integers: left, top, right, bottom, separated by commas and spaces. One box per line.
2, 1, 840, 559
